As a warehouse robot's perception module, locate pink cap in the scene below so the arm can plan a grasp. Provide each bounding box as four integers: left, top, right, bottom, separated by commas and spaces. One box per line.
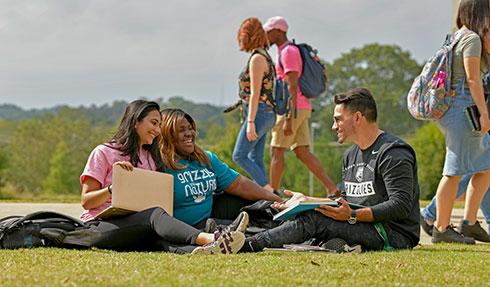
263, 16, 288, 33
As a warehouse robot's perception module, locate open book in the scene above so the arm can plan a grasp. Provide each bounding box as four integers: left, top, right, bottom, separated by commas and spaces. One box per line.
273, 198, 364, 221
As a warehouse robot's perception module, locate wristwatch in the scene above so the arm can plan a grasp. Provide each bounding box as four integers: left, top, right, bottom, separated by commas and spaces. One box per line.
347, 209, 357, 224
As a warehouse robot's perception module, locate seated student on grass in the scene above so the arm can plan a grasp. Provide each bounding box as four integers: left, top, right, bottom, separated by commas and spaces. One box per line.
80, 100, 244, 254
159, 108, 282, 230
240, 88, 420, 252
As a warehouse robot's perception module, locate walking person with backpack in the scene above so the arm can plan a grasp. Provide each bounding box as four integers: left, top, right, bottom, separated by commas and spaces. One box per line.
232, 17, 277, 191
263, 16, 338, 196
423, 0, 490, 243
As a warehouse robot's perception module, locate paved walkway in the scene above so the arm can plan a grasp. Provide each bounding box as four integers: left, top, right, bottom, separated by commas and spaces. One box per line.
0, 203, 487, 245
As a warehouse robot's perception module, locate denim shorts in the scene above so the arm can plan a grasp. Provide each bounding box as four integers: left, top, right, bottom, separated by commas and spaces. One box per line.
438, 81, 490, 176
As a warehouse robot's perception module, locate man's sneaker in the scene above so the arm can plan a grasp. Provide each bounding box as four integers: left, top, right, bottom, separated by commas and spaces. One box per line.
320, 238, 362, 253
420, 213, 434, 236
431, 225, 475, 244
191, 231, 245, 255
458, 220, 490, 242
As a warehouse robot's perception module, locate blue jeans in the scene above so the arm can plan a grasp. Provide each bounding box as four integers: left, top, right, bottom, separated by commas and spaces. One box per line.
422, 174, 490, 228
232, 103, 276, 186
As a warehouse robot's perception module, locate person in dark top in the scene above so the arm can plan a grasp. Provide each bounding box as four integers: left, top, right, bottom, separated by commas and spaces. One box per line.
241, 87, 420, 252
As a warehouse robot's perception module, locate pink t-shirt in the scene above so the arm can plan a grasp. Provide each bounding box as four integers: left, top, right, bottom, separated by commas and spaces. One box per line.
276, 42, 312, 111
79, 143, 157, 222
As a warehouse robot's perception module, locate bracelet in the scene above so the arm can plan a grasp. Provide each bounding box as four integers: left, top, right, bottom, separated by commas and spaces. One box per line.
107, 185, 112, 194
247, 120, 254, 123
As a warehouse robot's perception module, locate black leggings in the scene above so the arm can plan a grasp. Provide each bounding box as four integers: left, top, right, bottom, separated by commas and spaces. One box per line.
86, 207, 201, 252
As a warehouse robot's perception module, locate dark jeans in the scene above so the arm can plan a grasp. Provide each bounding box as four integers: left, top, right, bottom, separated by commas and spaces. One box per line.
211, 193, 253, 220
87, 207, 201, 253
252, 210, 413, 251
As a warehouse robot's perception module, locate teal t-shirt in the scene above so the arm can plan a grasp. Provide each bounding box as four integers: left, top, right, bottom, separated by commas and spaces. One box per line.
168, 151, 239, 225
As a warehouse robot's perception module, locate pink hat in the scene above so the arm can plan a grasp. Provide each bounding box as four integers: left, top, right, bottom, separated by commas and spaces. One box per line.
263, 16, 288, 33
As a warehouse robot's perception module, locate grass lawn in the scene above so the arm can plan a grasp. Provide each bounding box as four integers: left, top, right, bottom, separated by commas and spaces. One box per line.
1, 244, 489, 287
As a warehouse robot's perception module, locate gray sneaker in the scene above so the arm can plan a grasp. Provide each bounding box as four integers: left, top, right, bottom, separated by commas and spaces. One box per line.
458, 220, 490, 243
320, 238, 362, 253
191, 231, 245, 255
432, 225, 475, 244
420, 213, 433, 236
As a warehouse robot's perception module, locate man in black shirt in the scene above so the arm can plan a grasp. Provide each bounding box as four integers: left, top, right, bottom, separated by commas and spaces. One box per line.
242, 87, 420, 252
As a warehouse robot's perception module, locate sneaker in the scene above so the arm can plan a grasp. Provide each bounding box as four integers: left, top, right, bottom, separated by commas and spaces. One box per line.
320, 238, 362, 253
420, 213, 434, 236
218, 211, 249, 234
204, 218, 218, 233
191, 231, 245, 255
431, 225, 475, 244
458, 220, 490, 243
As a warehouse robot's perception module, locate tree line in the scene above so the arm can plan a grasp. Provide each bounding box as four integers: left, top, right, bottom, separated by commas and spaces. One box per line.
0, 43, 444, 200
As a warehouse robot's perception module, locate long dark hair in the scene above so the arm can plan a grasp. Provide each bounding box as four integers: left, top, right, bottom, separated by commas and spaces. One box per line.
108, 100, 165, 172
457, 0, 490, 65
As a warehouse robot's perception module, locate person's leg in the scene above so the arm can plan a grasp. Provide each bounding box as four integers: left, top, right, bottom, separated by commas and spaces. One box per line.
269, 147, 286, 189
293, 146, 337, 194
232, 121, 262, 183
245, 211, 385, 252
434, 175, 462, 231
464, 170, 490, 223
90, 207, 205, 250
248, 132, 268, 186
423, 174, 471, 223
480, 185, 490, 229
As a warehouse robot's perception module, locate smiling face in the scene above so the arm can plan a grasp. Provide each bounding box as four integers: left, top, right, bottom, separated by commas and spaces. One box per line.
135, 109, 161, 147
331, 104, 358, 144
175, 116, 195, 156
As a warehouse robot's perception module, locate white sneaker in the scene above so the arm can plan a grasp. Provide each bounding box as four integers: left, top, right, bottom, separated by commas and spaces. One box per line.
191, 231, 245, 255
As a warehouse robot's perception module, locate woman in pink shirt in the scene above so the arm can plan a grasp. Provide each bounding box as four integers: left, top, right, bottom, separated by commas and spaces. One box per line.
79, 100, 245, 254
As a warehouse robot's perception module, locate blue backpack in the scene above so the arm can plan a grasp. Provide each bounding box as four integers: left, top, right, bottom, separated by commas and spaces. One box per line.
273, 78, 290, 115
279, 40, 328, 99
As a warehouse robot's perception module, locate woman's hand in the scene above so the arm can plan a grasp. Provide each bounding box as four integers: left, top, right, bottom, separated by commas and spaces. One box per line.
114, 161, 134, 171
271, 190, 307, 210
246, 121, 258, 141
479, 114, 490, 134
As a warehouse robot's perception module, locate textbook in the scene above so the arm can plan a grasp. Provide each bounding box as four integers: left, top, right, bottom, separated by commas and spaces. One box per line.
464, 96, 490, 133
272, 198, 364, 221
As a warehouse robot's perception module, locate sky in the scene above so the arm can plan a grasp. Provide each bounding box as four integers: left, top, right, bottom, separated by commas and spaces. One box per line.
0, 0, 453, 109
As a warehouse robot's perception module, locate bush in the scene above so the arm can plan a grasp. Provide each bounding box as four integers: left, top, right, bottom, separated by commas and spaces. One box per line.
409, 123, 445, 200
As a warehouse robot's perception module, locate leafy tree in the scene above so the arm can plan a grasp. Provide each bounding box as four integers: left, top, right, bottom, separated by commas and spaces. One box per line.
42, 141, 80, 194
324, 43, 423, 136
409, 122, 445, 200
5, 108, 111, 194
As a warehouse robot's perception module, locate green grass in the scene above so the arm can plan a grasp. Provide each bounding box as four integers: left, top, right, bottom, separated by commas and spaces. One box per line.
1, 244, 489, 287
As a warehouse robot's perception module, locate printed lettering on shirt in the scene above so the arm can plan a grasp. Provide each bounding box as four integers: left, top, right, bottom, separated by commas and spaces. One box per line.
344, 181, 375, 197
177, 167, 216, 203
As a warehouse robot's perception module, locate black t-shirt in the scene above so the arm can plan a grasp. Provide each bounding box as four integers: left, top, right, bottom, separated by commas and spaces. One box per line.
342, 132, 420, 246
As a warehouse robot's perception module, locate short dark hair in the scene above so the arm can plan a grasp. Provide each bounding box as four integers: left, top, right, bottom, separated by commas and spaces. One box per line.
334, 88, 377, 122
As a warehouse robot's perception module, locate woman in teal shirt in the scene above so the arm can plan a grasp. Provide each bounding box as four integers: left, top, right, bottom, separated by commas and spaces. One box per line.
159, 108, 281, 227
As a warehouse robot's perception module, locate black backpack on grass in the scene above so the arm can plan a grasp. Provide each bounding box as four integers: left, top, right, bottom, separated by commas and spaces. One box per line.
0, 211, 90, 249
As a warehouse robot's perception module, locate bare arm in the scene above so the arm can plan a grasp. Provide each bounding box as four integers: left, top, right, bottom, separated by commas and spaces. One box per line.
464, 56, 490, 133
246, 54, 269, 141
81, 176, 111, 210
80, 161, 134, 210
224, 175, 282, 202
283, 71, 299, 135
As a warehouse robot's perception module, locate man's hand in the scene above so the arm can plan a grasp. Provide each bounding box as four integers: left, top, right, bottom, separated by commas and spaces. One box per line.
271, 190, 307, 210
315, 198, 351, 221
283, 118, 293, 136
